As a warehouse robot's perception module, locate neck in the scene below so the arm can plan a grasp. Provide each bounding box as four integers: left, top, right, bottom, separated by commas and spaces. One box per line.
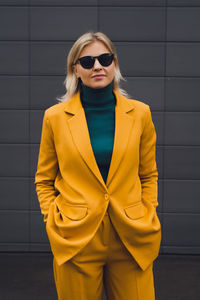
80, 81, 115, 108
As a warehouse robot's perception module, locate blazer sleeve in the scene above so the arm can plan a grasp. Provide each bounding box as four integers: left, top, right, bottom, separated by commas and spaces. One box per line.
139, 105, 158, 208
34, 110, 59, 223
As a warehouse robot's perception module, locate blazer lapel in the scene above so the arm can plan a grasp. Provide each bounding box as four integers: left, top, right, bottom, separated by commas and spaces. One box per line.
106, 91, 135, 187
64, 92, 106, 187
64, 90, 135, 189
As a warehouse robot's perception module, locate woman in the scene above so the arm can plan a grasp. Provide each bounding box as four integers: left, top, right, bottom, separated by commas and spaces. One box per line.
35, 31, 161, 300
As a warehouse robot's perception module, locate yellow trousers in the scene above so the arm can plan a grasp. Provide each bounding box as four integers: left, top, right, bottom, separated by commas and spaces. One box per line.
53, 212, 156, 300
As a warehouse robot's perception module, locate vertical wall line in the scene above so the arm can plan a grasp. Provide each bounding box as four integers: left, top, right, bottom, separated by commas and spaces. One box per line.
28, 0, 31, 251
97, 0, 100, 31
161, 0, 168, 253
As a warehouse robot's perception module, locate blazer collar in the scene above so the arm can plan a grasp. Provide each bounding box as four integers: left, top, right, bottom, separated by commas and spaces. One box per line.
64, 90, 135, 189
64, 90, 135, 115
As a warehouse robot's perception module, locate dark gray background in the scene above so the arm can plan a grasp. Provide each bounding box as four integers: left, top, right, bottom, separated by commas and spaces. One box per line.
0, 0, 200, 255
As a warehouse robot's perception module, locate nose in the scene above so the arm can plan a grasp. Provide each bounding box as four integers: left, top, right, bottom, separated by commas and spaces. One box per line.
93, 58, 102, 69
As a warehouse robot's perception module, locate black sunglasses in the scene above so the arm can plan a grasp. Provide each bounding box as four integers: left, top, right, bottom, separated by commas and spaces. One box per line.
75, 53, 114, 69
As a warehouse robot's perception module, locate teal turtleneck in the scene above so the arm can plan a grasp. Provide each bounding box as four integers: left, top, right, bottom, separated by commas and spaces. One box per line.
80, 81, 116, 184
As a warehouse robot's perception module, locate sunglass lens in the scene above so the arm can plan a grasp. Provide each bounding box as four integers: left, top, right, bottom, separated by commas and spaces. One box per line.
98, 53, 114, 66
79, 56, 94, 69
78, 53, 114, 69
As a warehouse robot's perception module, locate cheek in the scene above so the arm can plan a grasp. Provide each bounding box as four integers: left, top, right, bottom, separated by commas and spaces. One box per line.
78, 69, 89, 80
108, 66, 115, 80
79, 71, 92, 86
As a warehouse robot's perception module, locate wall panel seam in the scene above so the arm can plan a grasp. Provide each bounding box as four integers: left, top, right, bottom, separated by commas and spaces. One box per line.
162, 0, 168, 239
28, 0, 31, 251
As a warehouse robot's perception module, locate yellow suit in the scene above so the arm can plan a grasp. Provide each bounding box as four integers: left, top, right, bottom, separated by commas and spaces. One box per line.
35, 90, 161, 272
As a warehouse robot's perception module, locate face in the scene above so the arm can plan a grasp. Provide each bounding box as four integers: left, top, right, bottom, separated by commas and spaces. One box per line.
73, 41, 115, 89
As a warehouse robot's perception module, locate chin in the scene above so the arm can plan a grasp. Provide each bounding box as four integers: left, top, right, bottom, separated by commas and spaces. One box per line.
90, 81, 110, 89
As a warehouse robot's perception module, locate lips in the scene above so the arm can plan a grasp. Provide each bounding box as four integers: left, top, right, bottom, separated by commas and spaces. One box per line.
92, 74, 105, 78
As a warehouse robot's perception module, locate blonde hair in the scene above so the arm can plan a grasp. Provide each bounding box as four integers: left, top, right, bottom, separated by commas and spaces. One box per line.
57, 31, 129, 102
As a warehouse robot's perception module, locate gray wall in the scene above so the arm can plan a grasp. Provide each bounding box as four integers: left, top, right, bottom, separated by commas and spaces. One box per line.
0, 0, 200, 254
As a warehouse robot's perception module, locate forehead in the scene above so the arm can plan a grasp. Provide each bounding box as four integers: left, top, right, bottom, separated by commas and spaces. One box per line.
80, 40, 110, 57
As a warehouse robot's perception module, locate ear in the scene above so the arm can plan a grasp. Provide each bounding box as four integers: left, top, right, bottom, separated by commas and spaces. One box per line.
72, 64, 79, 77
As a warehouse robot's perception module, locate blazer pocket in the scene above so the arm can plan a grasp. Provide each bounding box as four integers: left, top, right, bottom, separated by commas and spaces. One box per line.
59, 203, 88, 221
124, 202, 145, 220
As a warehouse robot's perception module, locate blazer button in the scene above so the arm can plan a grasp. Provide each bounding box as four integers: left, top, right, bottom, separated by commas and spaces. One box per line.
104, 194, 109, 200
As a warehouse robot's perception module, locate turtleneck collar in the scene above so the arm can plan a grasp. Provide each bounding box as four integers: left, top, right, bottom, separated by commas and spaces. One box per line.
80, 81, 115, 108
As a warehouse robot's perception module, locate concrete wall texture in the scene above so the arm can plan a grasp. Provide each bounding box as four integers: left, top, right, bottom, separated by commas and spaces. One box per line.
0, 0, 200, 255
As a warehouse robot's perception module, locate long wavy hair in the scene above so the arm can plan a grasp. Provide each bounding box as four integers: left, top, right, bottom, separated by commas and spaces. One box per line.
57, 31, 129, 102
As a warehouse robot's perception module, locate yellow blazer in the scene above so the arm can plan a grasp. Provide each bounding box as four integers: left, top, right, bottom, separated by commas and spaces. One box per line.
34, 90, 161, 271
